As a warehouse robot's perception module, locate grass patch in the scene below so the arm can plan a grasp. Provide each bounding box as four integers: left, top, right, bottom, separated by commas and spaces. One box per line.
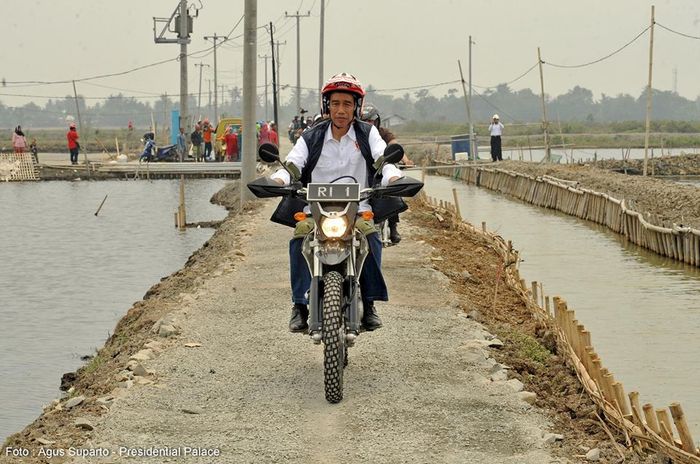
501, 329, 551, 365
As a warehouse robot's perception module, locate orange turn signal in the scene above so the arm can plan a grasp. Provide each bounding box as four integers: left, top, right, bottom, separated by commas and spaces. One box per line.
294, 212, 307, 222
361, 211, 374, 221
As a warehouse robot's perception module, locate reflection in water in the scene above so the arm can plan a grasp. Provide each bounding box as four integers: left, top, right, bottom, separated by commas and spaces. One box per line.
418, 173, 700, 439
0, 179, 231, 442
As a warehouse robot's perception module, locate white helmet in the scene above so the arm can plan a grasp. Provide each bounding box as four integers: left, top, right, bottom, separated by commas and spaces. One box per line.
492, 114, 500, 120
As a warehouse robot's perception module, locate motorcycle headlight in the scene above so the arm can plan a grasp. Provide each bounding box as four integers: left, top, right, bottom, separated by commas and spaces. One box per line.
320, 216, 348, 238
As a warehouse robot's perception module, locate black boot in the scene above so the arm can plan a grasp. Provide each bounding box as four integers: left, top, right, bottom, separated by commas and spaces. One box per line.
389, 223, 401, 244
289, 303, 309, 333
361, 302, 383, 331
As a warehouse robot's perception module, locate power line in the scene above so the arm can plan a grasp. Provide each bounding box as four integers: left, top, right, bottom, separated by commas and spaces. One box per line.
544, 25, 651, 69
656, 22, 700, 40
471, 61, 539, 89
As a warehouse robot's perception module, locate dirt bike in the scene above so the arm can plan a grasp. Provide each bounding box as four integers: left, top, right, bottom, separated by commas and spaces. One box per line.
247, 143, 423, 403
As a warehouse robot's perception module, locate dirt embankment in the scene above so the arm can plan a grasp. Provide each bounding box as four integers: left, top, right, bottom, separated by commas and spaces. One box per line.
2, 182, 661, 463
486, 159, 700, 230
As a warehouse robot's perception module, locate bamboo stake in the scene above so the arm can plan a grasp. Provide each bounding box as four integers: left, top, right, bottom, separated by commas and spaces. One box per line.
452, 188, 462, 221
669, 402, 698, 454
628, 392, 643, 427
94, 194, 108, 216
613, 382, 632, 417
481, 221, 486, 233
544, 296, 551, 316
656, 409, 676, 444
643, 403, 660, 434
531, 281, 539, 306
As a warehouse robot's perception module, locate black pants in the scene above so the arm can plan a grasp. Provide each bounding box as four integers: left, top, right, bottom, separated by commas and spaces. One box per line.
70, 148, 79, 164
490, 135, 502, 161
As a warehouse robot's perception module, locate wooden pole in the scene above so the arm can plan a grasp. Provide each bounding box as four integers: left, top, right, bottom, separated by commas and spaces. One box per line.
643, 5, 655, 177
94, 194, 108, 216
643, 403, 660, 434
537, 47, 551, 163
178, 174, 186, 230
531, 281, 539, 306
481, 221, 486, 233
451, 188, 462, 221
656, 409, 675, 443
669, 402, 697, 454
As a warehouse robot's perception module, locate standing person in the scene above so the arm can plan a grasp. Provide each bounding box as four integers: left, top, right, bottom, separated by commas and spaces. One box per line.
361, 103, 413, 244
190, 124, 203, 162
29, 138, 39, 163
66, 123, 80, 165
219, 125, 239, 162
489, 114, 504, 162
12, 126, 27, 154
202, 119, 213, 161
287, 116, 299, 143
268, 121, 279, 146
258, 121, 272, 145
176, 127, 186, 160
270, 72, 403, 333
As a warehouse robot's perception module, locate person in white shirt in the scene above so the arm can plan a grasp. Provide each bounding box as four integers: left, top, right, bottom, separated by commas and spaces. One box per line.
489, 114, 504, 161
271, 72, 402, 333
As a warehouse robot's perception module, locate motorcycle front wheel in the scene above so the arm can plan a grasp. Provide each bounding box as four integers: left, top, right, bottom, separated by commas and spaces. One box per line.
322, 271, 345, 403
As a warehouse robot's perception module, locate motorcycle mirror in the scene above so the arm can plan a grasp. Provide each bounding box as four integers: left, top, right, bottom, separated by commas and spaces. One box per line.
258, 143, 280, 163
383, 144, 404, 164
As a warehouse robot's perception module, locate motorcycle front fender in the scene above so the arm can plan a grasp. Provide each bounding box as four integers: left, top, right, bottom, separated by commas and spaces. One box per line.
317, 241, 351, 266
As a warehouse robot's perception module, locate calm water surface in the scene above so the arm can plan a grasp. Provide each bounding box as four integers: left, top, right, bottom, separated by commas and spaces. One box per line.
419, 174, 700, 440
0, 179, 231, 442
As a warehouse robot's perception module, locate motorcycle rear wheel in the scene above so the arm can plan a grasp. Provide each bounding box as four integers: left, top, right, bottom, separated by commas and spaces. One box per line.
322, 271, 345, 403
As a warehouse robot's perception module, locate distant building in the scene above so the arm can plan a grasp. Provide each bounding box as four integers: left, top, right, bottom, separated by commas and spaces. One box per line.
383, 114, 406, 128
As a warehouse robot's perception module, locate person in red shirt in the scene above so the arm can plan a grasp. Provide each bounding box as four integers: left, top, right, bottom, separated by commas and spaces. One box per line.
269, 121, 279, 146
218, 125, 239, 161
66, 123, 80, 165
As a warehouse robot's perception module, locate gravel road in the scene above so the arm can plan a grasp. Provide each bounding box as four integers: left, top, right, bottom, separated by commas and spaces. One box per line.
80, 200, 567, 464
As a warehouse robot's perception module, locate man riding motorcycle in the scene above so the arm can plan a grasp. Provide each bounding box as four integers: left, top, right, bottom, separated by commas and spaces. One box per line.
270, 72, 403, 333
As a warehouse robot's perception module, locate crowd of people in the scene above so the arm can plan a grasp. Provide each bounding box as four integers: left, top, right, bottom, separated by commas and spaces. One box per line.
188, 118, 279, 162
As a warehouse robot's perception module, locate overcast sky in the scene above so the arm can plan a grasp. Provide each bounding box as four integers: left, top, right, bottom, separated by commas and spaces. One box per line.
2, 0, 700, 110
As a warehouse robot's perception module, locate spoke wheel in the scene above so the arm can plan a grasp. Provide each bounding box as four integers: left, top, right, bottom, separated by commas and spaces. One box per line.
322, 271, 345, 403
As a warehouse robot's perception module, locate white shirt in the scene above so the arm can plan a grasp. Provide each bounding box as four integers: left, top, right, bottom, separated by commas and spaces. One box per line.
270, 124, 403, 212
489, 122, 504, 136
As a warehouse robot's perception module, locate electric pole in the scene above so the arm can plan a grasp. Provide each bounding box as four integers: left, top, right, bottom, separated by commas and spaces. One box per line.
468, 35, 475, 160
194, 62, 209, 119
269, 23, 279, 128
643, 5, 655, 177
537, 47, 551, 163
259, 54, 270, 121
241, 0, 257, 205
274, 40, 287, 103
285, 10, 310, 115
153, 0, 193, 161
204, 33, 228, 124
318, 0, 325, 95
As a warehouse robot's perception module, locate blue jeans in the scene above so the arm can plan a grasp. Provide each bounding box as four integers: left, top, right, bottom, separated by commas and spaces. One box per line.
289, 233, 388, 305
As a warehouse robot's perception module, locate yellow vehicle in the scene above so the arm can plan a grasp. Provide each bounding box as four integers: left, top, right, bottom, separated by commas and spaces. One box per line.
215, 117, 242, 160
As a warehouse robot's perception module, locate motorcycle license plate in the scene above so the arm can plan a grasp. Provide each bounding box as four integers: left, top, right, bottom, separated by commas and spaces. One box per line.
307, 183, 360, 202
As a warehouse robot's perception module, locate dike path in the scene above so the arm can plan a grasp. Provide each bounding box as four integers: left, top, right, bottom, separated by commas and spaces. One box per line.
46, 199, 566, 464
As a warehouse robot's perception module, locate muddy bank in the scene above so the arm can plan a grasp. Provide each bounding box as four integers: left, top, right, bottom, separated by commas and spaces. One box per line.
480, 160, 700, 230
1, 184, 660, 463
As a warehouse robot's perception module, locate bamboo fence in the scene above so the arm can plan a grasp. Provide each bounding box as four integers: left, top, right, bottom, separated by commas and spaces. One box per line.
428, 162, 700, 267
420, 191, 700, 462
0, 153, 39, 181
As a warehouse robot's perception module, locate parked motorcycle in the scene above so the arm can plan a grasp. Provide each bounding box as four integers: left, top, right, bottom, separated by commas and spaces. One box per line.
248, 143, 423, 403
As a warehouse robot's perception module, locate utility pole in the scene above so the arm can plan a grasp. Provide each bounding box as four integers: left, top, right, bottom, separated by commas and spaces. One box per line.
241, 0, 257, 206
274, 40, 287, 101
318, 0, 325, 95
207, 79, 212, 114
204, 33, 228, 124
537, 47, 551, 163
259, 54, 270, 121
153, 0, 193, 161
220, 84, 226, 111
468, 35, 475, 159
457, 60, 471, 161
643, 5, 655, 177
269, 23, 279, 128
285, 10, 311, 115
194, 62, 209, 119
